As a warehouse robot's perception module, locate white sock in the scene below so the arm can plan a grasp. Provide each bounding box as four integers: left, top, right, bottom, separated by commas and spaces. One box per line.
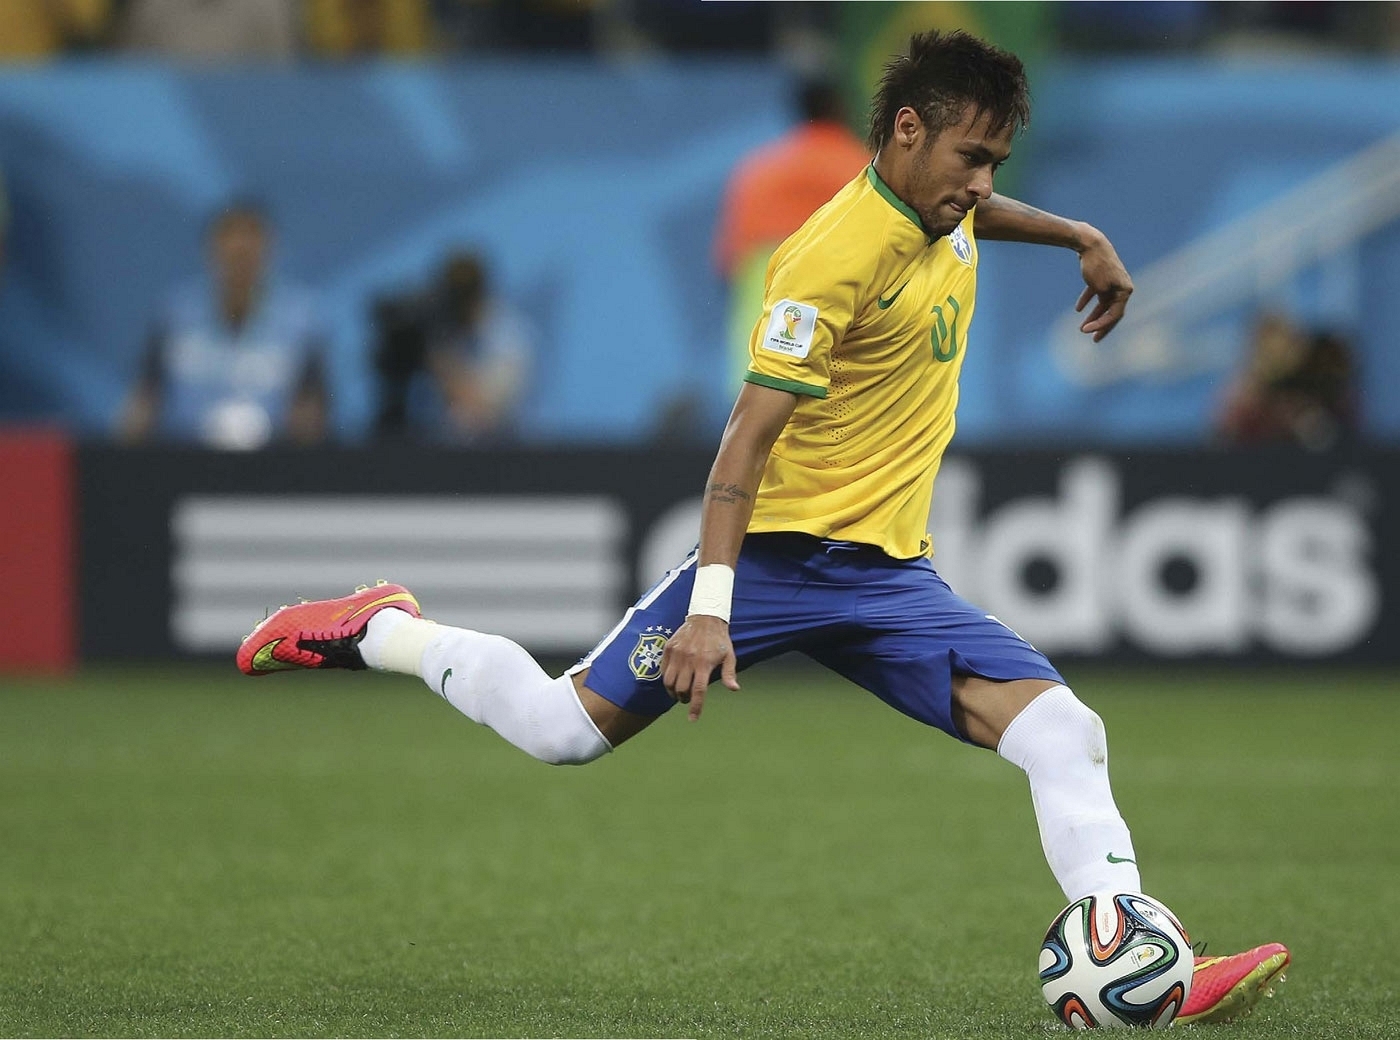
996, 684, 1142, 901
364, 612, 611, 766
358, 607, 434, 674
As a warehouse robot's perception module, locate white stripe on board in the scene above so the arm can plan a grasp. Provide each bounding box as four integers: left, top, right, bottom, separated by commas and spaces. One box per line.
170, 494, 628, 654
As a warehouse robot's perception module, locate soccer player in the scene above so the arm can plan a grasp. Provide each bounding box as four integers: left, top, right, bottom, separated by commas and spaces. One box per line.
239, 30, 1288, 1025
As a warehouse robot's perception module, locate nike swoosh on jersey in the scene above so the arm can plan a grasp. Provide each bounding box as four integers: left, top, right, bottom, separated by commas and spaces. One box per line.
877, 283, 910, 309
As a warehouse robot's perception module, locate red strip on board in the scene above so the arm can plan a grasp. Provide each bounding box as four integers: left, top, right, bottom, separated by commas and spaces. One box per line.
0, 429, 75, 672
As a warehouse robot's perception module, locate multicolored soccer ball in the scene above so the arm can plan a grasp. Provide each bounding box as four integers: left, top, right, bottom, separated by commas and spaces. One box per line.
1039, 891, 1193, 1029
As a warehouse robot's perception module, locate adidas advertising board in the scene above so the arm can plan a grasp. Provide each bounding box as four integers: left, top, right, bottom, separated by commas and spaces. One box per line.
77, 446, 1393, 664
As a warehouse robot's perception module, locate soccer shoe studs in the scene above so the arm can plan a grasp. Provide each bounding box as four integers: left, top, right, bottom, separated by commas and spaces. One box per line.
1177, 942, 1290, 1025
236, 581, 422, 676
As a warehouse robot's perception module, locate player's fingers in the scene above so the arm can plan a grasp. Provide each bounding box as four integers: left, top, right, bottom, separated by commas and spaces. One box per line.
721, 650, 740, 691
687, 680, 706, 721
1075, 286, 1093, 313
1086, 298, 1129, 335
1080, 298, 1110, 331
660, 648, 678, 697
662, 656, 690, 701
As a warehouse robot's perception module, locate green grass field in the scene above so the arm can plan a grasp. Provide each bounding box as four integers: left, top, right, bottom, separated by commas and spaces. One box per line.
1, 665, 1397, 1038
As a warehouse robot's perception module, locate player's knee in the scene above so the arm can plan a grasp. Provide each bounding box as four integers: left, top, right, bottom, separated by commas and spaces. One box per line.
999, 685, 1108, 772
532, 733, 608, 767
521, 673, 613, 766
1065, 695, 1107, 766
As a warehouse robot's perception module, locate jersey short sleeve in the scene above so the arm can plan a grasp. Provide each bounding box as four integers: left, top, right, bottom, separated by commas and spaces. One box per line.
743, 222, 873, 400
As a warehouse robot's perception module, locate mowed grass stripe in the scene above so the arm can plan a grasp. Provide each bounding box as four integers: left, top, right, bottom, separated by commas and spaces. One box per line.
1, 666, 1397, 1038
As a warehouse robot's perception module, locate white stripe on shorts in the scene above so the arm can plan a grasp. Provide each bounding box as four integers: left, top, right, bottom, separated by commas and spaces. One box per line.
566, 548, 699, 676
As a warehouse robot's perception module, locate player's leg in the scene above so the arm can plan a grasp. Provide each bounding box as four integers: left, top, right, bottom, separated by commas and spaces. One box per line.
237, 582, 624, 763
361, 535, 832, 754
804, 554, 1288, 1024
947, 630, 1292, 1024
952, 672, 1143, 900
234, 543, 793, 762
802, 552, 1140, 901
238, 582, 652, 761
359, 607, 643, 761
352, 547, 726, 759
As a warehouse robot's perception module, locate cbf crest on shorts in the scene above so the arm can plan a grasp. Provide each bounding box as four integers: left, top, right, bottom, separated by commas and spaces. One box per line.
628, 625, 673, 680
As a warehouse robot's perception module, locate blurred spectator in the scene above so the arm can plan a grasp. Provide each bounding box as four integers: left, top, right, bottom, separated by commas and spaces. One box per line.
429, 0, 499, 51
119, 200, 328, 449
1217, 312, 1357, 451
0, 168, 8, 282
305, 0, 434, 57
1056, 0, 1400, 54
627, 0, 786, 54
0, 0, 112, 60
713, 78, 870, 384
119, 0, 296, 59
1209, 1, 1396, 53
484, 0, 598, 51
373, 251, 532, 443
1055, 2, 1211, 52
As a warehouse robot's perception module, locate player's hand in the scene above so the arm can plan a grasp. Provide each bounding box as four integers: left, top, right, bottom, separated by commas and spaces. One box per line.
1075, 225, 1133, 342
660, 614, 740, 721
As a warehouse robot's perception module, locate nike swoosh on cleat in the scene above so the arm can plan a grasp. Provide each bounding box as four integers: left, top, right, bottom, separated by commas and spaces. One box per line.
1106, 852, 1137, 865
439, 668, 452, 699
344, 591, 421, 623
250, 639, 300, 673
877, 282, 910, 309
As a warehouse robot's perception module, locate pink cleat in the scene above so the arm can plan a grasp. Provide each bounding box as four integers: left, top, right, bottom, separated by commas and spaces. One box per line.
236, 581, 421, 676
1178, 942, 1290, 1025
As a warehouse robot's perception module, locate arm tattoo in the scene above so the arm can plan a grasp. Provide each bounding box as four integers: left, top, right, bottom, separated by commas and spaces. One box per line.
707, 481, 752, 505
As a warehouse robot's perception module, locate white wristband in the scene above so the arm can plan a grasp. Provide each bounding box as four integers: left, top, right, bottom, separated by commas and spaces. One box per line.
687, 563, 735, 623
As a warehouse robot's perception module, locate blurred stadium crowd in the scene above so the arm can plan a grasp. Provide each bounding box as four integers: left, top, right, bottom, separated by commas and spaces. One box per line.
2, 1, 1399, 59
0, 1, 1397, 449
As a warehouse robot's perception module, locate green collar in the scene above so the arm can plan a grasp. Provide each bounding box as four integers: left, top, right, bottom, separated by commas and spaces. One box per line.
866, 164, 932, 240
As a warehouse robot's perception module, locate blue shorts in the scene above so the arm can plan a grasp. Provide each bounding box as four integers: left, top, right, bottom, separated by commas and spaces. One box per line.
571, 532, 1062, 742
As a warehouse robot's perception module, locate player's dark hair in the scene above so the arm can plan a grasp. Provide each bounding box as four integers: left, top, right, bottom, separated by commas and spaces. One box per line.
867, 30, 1030, 153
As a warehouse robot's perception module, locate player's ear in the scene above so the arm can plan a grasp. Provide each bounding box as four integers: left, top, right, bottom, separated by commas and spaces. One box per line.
893, 106, 924, 149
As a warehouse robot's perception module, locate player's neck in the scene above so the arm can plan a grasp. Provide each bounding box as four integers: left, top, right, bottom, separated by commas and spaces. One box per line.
871, 153, 907, 199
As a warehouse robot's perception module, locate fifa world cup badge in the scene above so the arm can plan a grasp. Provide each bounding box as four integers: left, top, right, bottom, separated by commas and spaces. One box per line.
760, 298, 818, 359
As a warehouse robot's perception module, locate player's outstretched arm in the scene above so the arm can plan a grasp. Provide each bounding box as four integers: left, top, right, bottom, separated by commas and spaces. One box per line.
660, 381, 797, 721
974, 192, 1133, 342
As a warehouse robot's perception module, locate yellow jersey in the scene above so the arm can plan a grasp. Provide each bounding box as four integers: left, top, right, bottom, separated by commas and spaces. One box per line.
743, 165, 978, 560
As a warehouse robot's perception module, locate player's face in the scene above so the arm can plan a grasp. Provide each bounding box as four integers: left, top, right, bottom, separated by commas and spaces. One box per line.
905, 104, 1014, 236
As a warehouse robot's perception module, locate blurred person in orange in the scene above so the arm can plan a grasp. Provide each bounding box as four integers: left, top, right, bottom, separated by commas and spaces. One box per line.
119, 200, 328, 449
713, 79, 870, 384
